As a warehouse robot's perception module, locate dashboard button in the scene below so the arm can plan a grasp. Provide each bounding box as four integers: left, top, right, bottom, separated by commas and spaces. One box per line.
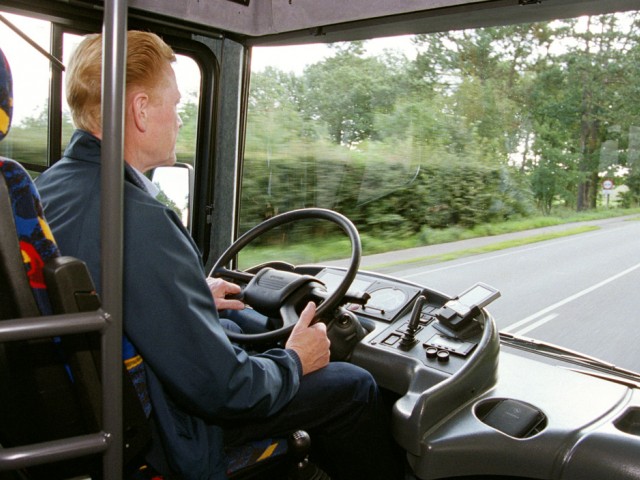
437, 350, 450, 362
425, 347, 438, 359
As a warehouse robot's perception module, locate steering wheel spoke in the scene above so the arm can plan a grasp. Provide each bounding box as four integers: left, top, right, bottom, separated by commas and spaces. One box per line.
212, 266, 255, 285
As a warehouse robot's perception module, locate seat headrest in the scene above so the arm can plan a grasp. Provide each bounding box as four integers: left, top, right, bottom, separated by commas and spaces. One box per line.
0, 47, 13, 141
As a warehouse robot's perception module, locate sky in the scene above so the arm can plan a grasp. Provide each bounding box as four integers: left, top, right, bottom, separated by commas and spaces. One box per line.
251, 35, 417, 74
1, 13, 54, 123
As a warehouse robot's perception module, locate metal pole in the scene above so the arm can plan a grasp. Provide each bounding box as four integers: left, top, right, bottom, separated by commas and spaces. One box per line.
101, 0, 127, 478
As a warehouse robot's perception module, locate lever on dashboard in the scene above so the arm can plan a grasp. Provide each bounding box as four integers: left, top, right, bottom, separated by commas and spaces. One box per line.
399, 294, 426, 349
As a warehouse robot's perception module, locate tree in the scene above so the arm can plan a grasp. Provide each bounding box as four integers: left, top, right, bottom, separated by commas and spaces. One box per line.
541, 14, 640, 210
301, 42, 402, 146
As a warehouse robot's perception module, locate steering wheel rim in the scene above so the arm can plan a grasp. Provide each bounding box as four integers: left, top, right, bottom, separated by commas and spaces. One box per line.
209, 208, 361, 343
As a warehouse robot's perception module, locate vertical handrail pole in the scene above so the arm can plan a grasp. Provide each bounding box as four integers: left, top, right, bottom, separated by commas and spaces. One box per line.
101, 0, 128, 478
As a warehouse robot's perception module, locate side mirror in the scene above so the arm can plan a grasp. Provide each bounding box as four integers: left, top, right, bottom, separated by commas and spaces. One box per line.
151, 162, 194, 229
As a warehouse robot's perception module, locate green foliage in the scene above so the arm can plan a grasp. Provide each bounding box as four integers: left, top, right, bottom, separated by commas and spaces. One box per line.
621, 172, 640, 207
239, 13, 640, 244
7, 12, 640, 250
301, 45, 404, 146
176, 93, 199, 165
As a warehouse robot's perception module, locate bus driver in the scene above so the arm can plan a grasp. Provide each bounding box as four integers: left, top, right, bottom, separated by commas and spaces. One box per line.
35, 31, 402, 480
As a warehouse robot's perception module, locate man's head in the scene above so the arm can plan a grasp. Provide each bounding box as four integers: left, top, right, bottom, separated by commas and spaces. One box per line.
66, 31, 182, 171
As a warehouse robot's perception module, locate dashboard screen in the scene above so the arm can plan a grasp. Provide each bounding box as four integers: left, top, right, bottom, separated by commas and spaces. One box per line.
458, 283, 500, 309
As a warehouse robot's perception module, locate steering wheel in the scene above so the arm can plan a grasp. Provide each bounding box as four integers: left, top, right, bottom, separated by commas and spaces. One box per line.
209, 208, 361, 344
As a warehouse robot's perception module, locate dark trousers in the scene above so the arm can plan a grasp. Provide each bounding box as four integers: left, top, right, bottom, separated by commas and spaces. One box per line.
224, 361, 404, 480
221, 311, 404, 479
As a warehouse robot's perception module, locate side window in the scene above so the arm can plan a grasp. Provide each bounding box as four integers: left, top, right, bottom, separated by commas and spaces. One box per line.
62, 33, 84, 149
0, 9, 202, 207
173, 55, 201, 167
0, 12, 51, 171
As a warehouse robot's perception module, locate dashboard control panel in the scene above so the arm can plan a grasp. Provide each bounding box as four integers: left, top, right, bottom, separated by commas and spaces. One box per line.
316, 268, 423, 322
316, 267, 498, 375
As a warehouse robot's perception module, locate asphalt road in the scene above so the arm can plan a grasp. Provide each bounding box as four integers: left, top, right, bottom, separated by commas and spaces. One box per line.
347, 215, 640, 374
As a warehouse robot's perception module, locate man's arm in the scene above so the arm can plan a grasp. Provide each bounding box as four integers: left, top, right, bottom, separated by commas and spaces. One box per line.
123, 195, 303, 420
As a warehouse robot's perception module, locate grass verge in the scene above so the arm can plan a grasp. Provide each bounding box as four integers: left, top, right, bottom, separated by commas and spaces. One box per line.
369, 225, 600, 271
239, 209, 640, 268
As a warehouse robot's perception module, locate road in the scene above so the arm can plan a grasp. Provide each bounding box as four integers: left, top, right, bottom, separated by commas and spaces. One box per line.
355, 216, 640, 374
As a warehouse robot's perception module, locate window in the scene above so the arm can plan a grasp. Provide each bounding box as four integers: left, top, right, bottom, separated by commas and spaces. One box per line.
0, 10, 201, 191
240, 10, 640, 373
0, 13, 51, 170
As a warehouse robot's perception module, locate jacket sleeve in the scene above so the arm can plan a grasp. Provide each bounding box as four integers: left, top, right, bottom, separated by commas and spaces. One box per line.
122, 188, 301, 421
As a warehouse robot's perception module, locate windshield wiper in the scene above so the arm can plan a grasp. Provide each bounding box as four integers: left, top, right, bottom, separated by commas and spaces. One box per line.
499, 332, 640, 386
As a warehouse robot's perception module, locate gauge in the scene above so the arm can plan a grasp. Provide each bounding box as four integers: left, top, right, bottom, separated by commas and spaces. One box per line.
366, 287, 407, 314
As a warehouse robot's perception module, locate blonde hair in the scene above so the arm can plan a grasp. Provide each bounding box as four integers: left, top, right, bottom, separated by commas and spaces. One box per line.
66, 30, 176, 133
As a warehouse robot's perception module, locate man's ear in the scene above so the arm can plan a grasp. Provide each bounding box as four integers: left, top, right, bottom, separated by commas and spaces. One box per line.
131, 91, 149, 132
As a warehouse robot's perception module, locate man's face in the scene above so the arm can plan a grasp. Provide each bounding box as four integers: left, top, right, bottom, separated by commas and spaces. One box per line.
144, 65, 182, 170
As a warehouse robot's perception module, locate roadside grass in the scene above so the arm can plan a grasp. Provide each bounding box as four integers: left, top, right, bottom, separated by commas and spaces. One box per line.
357, 207, 640, 258
368, 225, 599, 271
239, 207, 640, 268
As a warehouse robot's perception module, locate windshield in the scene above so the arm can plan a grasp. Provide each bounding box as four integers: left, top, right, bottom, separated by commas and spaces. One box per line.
239, 10, 640, 375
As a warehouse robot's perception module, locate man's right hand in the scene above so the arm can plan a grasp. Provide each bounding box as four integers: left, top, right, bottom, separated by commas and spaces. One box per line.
285, 302, 330, 375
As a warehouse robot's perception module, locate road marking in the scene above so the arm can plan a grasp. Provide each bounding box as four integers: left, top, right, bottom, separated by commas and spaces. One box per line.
502, 261, 640, 334
512, 313, 558, 336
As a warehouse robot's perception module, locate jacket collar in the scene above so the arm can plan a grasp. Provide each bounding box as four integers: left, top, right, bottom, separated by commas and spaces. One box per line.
64, 129, 102, 165
64, 129, 150, 194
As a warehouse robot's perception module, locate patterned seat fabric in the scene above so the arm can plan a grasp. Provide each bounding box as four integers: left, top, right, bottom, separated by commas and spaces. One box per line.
0, 45, 11, 141
225, 436, 289, 475
0, 158, 58, 315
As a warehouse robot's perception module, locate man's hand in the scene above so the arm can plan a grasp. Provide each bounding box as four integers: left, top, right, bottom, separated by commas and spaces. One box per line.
206, 277, 245, 311
285, 302, 330, 375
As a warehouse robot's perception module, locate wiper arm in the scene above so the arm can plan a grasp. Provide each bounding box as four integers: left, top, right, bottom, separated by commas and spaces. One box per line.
500, 332, 640, 384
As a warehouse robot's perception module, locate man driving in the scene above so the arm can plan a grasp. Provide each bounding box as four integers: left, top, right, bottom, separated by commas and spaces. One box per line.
35, 31, 402, 479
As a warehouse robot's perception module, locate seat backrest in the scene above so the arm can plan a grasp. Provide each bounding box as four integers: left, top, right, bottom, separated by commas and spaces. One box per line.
0, 162, 102, 479
0, 156, 157, 479
0, 158, 59, 319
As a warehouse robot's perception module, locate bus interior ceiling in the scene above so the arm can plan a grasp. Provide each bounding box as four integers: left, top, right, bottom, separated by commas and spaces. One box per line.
2, 0, 640, 47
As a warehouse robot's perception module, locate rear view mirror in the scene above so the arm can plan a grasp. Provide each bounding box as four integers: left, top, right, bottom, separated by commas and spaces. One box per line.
151, 163, 194, 230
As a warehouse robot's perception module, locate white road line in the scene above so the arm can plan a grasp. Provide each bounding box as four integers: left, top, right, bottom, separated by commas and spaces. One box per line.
513, 313, 558, 336
502, 261, 640, 333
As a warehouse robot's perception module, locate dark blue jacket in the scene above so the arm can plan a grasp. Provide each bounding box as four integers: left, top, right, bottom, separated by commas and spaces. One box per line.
36, 130, 302, 479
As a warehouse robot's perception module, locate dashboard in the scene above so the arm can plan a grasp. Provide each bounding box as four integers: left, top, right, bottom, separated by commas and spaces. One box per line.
314, 267, 491, 381
308, 265, 640, 480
